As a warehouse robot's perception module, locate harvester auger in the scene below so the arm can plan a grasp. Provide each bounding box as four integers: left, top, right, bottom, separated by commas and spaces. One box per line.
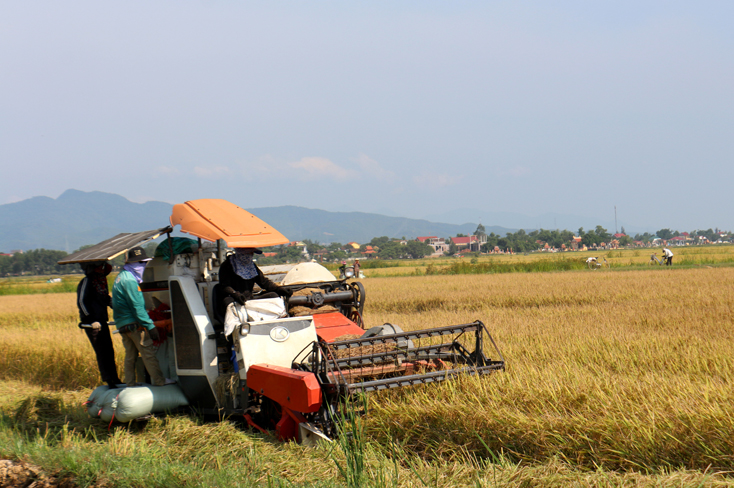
59, 199, 505, 444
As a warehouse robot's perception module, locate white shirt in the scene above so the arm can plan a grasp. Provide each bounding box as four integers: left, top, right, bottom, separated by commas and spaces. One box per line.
663, 248, 673, 258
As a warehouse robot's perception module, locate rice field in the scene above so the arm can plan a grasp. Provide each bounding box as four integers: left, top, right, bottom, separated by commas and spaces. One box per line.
358, 245, 734, 277
1, 264, 733, 486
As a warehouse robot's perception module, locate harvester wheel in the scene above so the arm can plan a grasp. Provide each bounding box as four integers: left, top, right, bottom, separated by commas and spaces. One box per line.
350, 310, 364, 327
350, 281, 365, 316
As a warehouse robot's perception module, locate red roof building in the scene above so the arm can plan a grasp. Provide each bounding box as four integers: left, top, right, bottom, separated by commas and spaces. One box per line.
451, 235, 485, 252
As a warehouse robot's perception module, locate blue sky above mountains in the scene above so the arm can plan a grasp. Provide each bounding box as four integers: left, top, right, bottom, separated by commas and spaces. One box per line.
1, 1, 732, 232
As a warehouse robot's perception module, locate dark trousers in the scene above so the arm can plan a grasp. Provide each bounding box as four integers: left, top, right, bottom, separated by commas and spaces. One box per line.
666, 256, 673, 266
84, 322, 122, 386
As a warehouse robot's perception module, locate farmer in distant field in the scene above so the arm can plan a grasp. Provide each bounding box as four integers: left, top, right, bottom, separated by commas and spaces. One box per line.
76, 260, 122, 389
663, 247, 674, 266
217, 247, 293, 320
339, 260, 347, 278
353, 258, 361, 278
112, 246, 170, 387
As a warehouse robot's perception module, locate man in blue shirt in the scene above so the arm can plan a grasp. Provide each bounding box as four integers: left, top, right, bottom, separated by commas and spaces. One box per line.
112, 246, 168, 386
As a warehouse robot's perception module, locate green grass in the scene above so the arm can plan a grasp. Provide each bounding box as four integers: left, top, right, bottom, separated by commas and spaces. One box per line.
0, 278, 78, 296
2, 383, 732, 487
425, 258, 587, 275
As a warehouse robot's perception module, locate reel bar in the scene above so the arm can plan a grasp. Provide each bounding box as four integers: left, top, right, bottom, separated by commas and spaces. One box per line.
329, 321, 484, 348
346, 363, 505, 393
331, 342, 456, 368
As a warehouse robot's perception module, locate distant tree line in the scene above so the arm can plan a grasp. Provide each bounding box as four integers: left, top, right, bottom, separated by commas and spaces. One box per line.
3, 226, 730, 275
471, 225, 730, 254
0, 249, 79, 276
257, 237, 434, 265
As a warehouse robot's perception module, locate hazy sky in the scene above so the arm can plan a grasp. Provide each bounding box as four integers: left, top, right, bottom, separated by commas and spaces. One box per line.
1, 1, 732, 232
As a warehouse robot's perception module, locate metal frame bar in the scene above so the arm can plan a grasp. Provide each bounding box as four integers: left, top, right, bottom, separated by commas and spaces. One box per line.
348, 363, 504, 393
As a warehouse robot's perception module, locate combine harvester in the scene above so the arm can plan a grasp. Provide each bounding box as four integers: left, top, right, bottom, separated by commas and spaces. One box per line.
60, 199, 504, 444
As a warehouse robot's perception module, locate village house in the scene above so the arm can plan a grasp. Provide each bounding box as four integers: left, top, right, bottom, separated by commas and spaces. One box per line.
342, 242, 361, 253
361, 245, 378, 257
416, 236, 449, 256
569, 236, 583, 250
451, 235, 486, 252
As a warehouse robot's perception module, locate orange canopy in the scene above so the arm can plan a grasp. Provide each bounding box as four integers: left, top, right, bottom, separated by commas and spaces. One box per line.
170, 199, 289, 248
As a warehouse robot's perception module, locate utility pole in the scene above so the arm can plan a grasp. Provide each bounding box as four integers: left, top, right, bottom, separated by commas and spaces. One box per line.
614, 206, 618, 235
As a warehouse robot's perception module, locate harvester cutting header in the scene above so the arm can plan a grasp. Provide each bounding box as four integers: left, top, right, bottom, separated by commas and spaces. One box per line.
60, 199, 504, 444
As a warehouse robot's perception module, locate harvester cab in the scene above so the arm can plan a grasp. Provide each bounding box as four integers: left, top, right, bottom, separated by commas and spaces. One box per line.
60, 199, 504, 444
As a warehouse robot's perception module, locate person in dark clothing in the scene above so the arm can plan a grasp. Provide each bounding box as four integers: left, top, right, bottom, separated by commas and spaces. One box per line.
217, 247, 292, 317
77, 261, 122, 388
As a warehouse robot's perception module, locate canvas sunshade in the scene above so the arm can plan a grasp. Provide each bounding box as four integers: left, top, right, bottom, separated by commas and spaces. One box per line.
170, 199, 289, 248
57, 227, 172, 264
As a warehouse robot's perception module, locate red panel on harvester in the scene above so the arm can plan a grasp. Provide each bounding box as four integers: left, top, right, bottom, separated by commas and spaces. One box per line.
312, 312, 365, 342
248, 364, 322, 413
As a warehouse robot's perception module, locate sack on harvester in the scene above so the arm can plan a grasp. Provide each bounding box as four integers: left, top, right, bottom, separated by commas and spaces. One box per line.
85, 384, 189, 423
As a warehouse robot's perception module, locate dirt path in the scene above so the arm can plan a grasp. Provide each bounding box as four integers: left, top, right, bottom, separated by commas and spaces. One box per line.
0, 459, 85, 488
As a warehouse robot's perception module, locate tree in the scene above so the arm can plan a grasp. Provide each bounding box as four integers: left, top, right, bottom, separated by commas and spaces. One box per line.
474, 224, 486, 236
445, 239, 458, 256
405, 240, 433, 259
302, 239, 324, 253
594, 226, 610, 240
377, 241, 403, 259
0, 249, 74, 276
369, 236, 391, 248
618, 235, 633, 246
656, 228, 674, 240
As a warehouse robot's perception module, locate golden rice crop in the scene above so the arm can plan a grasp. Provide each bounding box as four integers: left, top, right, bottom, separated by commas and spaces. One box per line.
0, 293, 123, 389
1, 266, 733, 485
362, 268, 734, 472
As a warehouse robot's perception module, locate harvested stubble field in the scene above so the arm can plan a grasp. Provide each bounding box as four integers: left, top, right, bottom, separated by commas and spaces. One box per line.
1, 266, 733, 487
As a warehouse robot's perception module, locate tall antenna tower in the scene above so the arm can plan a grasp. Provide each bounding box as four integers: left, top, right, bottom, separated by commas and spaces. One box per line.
614, 206, 618, 235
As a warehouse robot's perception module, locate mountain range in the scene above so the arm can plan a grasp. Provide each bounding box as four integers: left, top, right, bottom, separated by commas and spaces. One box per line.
0, 190, 513, 252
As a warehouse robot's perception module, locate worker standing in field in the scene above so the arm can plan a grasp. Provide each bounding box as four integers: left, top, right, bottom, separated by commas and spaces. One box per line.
353, 258, 360, 278
663, 247, 674, 266
112, 247, 169, 387
77, 261, 122, 389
